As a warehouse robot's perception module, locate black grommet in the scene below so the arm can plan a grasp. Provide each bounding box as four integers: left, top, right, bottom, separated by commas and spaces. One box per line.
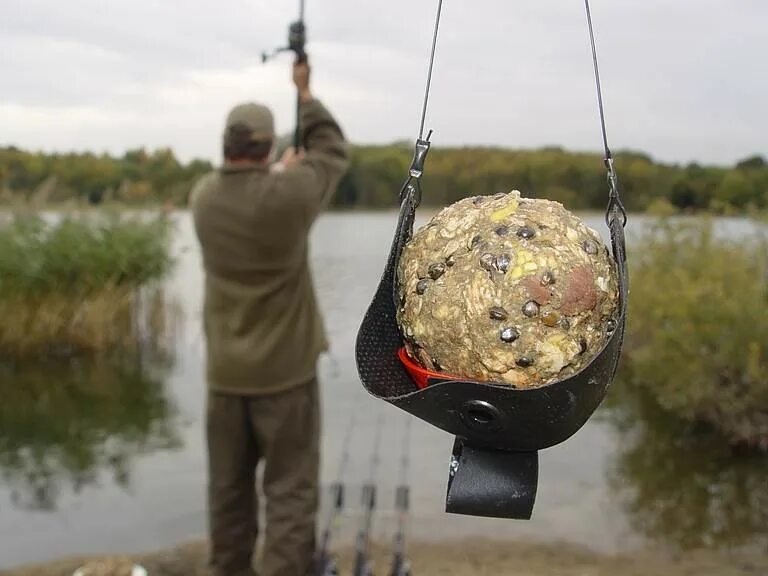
460, 400, 505, 432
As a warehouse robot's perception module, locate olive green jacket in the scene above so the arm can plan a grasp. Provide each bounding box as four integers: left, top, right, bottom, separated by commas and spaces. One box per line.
191, 99, 349, 395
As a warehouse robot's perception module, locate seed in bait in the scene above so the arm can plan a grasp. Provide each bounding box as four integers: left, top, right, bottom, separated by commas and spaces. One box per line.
473, 196, 485, 206
479, 253, 496, 273
542, 312, 561, 327
517, 226, 536, 240
500, 327, 520, 343
495, 226, 510, 237
416, 279, 429, 295
559, 317, 571, 331
516, 356, 535, 368
489, 306, 509, 321
579, 337, 588, 355
541, 270, 556, 286
583, 239, 599, 255
606, 318, 617, 333
428, 263, 446, 280
471, 235, 483, 249
496, 254, 511, 273
445, 254, 456, 267
522, 300, 540, 318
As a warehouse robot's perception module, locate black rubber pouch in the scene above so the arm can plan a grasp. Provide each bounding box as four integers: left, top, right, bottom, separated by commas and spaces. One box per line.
355, 138, 628, 519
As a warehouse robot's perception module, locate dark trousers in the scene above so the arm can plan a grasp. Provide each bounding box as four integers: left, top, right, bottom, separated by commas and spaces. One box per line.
207, 379, 320, 576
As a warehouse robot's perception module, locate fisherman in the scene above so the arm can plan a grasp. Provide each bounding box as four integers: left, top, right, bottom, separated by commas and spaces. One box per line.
191, 58, 349, 576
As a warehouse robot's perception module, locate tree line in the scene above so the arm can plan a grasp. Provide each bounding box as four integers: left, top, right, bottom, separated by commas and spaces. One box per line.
2, 144, 767, 212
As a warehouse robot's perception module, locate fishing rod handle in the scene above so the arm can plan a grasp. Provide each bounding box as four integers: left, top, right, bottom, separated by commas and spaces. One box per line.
361, 483, 376, 510
330, 481, 344, 510
395, 485, 410, 512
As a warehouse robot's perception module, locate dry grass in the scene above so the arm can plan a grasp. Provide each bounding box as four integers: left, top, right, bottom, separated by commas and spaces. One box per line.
0, 286, 174, 360
0, 213, 174, 360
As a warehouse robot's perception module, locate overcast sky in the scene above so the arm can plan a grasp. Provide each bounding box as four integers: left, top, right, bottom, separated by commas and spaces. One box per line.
1, 0, 766, 166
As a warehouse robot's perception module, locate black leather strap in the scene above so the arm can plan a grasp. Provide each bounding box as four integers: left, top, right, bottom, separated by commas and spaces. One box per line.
446, 439, 538, 519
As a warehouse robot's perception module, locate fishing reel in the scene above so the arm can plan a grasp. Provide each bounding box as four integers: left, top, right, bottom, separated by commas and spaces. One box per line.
261, 20, 307, 63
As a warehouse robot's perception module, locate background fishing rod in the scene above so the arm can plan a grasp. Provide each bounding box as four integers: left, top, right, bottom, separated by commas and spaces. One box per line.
353, 415, 384, 576
314, 408, 357, 576
261, 0, 307, 151
390, 416, 412, 576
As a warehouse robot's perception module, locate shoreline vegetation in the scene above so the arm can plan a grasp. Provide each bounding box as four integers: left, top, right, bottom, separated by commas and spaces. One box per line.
623, 218, 768, 451
0, 212, 175, 360
5, 538, 768, 576
1, 145, 767, 214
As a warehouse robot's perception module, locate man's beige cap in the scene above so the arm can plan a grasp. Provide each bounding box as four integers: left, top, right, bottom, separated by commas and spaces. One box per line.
225, 103, 275, 140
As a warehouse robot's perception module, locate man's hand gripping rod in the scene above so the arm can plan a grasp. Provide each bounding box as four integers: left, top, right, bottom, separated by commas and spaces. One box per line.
261, 0, 307, 150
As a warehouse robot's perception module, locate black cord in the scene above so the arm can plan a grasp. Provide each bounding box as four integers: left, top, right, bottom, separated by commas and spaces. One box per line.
418, 0, 444, 140
584, 0, 627, 226
585, 0, 610, 161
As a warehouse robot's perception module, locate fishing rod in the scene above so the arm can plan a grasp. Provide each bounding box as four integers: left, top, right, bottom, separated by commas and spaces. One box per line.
314, 409, 357, 576
390, 416, 412, 576
353, 415, 384, 576
261, 0, 307, 150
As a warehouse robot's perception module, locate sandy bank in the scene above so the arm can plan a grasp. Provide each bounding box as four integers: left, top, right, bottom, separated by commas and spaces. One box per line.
4, 539, 767, 576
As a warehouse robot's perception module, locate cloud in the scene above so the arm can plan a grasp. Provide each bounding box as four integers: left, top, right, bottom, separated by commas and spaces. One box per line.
1, 0, 766, 165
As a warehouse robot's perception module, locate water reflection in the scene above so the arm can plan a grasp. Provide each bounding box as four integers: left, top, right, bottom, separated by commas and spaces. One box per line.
0, 355, 181, 511
607, 383, 768, 551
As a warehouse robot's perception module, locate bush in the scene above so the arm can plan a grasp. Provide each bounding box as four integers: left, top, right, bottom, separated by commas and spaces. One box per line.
624, 217, 768, 449
0, 213, 172, 297
0, 213, 175, 359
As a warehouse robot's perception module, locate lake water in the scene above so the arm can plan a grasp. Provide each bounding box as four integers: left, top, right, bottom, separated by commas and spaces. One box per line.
0, 211, 765, 569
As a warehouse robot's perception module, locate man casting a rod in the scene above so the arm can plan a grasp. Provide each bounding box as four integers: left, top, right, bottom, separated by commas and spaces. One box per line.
191, 57, 349, 576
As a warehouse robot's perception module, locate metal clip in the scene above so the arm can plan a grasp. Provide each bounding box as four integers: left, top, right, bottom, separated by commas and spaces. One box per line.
604, 157, 627, 228
399, 181, 422, 207
409, 134, 432, 179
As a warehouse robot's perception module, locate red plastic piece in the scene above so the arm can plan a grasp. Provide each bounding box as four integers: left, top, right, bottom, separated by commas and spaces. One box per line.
398, 347, 457, 389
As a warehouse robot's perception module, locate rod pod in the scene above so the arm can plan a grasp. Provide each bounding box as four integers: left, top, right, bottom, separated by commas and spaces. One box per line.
353, 416, 384, 576
314, 409, 357, 576
390, 417, 412, 576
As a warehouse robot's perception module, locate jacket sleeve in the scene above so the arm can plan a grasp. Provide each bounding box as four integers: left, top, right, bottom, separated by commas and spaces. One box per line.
275, 99, 350, 225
